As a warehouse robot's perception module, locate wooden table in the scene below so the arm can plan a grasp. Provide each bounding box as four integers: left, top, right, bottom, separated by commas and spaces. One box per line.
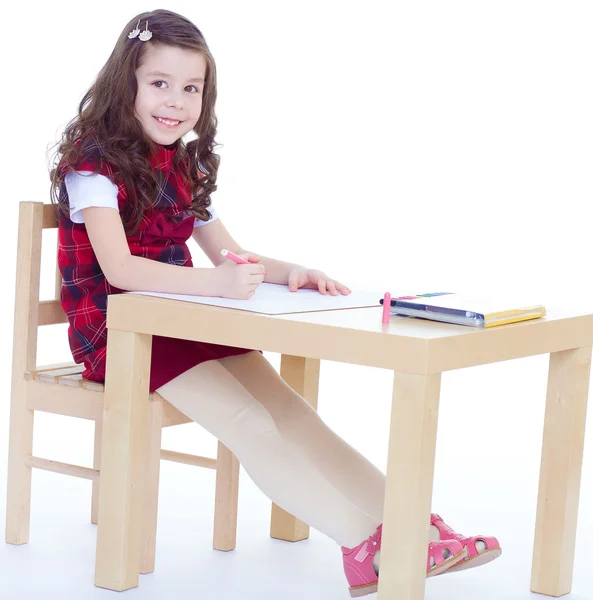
95, 293, 593, 599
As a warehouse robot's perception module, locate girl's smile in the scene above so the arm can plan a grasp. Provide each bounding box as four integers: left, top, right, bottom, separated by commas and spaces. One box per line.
153, 115, 183, 129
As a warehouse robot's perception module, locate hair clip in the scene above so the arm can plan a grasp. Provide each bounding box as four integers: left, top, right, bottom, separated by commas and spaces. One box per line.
139, 21, 153, 41
128, 20, 152, 41
128, 20, 141, 39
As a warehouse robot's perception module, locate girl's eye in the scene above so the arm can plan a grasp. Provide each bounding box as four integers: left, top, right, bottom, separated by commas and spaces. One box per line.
152, 81, 201, 94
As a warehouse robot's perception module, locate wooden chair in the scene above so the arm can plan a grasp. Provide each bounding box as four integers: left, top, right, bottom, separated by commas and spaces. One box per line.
6, 201, 241, 574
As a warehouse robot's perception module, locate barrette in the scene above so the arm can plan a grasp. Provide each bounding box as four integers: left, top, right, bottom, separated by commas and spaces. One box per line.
128, 20, 152, 41
128, 21, 140, 39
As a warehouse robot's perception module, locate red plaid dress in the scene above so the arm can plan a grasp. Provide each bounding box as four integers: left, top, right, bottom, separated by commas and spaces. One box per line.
57, 137, 252, 392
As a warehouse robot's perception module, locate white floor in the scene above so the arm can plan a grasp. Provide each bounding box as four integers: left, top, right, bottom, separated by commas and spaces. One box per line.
1, 354, 592, 600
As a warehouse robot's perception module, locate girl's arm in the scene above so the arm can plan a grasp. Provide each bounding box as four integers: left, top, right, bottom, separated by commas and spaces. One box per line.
83, 206, 220, 295
192, 219, 306, 286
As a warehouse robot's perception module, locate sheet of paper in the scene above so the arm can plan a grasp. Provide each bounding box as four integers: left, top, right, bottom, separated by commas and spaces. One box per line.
130, 283, 384, 315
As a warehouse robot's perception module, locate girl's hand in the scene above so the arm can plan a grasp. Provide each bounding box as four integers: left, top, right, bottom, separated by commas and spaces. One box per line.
287, 267, 351, 296
213, 252, 265, 299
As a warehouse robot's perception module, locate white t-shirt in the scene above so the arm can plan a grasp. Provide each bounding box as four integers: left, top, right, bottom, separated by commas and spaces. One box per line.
64, 171, 219, 228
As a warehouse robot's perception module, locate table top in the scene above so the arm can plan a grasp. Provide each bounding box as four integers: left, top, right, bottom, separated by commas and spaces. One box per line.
106, 293, 593, 373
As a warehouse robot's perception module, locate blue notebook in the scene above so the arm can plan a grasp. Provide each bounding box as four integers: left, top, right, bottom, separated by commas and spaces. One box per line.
379, 293, 546, 328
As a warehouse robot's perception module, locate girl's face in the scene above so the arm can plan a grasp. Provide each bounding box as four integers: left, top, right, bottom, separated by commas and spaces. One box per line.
134, 44, 207, 145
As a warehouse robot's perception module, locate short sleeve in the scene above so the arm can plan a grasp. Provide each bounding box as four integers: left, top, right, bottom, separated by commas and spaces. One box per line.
193, 206, 219, 228
64, 171, 119, 224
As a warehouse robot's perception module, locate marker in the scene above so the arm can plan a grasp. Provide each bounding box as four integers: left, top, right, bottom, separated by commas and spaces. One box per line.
382, 292, 391, 324
221, 249, 267, 275
221, 249, 249, 264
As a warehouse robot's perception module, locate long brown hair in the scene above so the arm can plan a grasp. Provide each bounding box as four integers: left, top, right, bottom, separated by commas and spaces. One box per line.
49, 9, 219, 234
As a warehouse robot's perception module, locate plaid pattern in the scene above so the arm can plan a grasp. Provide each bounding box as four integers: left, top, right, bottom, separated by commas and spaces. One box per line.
57, 137, 197, 386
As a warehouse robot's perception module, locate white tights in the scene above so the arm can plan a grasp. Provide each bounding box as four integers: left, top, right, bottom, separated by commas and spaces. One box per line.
156, 350, 386, 549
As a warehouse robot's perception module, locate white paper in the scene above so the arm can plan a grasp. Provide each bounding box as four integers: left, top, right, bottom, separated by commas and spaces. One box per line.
129, 283, 383, 315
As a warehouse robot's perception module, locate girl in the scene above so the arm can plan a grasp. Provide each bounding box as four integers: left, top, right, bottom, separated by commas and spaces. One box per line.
49, 9, 501, 597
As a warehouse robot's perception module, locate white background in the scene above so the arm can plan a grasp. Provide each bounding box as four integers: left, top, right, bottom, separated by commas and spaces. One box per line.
1, 1, 592, 599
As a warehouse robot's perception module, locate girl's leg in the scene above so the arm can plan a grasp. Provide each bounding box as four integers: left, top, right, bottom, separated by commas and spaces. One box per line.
218, 351, 387, 521
156, 351, 382, 548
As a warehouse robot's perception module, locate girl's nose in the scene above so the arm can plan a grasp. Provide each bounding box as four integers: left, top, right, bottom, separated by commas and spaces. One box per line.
166, 91, 184, 109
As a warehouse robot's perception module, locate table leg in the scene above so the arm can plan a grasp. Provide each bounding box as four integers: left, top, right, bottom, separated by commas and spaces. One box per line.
378, 371, 442, 600
531, 346, 592, 597
95, 329, 152, 591
270, 355, 320, 542
213, 440, 240, 551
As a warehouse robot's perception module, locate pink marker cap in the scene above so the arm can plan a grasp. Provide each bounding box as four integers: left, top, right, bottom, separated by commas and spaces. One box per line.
382, 292, 391, 324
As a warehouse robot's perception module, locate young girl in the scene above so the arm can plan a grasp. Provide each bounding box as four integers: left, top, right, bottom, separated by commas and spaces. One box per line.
49, 9, 501, 596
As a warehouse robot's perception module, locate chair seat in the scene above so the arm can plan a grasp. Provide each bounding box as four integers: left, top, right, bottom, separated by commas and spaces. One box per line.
25, 362, 104, 390
24, 362, 191, 427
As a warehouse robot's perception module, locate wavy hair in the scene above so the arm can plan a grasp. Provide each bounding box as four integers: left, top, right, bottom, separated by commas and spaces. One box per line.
49, 9, 219, 234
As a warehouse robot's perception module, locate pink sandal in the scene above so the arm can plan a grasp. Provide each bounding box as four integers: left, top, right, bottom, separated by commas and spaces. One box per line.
430, 513, 502, 574
341, 524, 468, 597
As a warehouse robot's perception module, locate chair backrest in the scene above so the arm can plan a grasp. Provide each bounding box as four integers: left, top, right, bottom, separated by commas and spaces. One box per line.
12, 202, 67, 380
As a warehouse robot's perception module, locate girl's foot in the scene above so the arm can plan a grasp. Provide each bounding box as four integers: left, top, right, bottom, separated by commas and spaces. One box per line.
430, 513, 502, 574
341, 524, 467, 597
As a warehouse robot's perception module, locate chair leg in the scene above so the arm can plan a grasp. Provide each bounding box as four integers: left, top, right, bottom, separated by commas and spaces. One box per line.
5, 381, 34, 545
213, 441, 239, 551
139, 395, 164, 575
7, 201, 42, 545
91, 418, 102, 525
